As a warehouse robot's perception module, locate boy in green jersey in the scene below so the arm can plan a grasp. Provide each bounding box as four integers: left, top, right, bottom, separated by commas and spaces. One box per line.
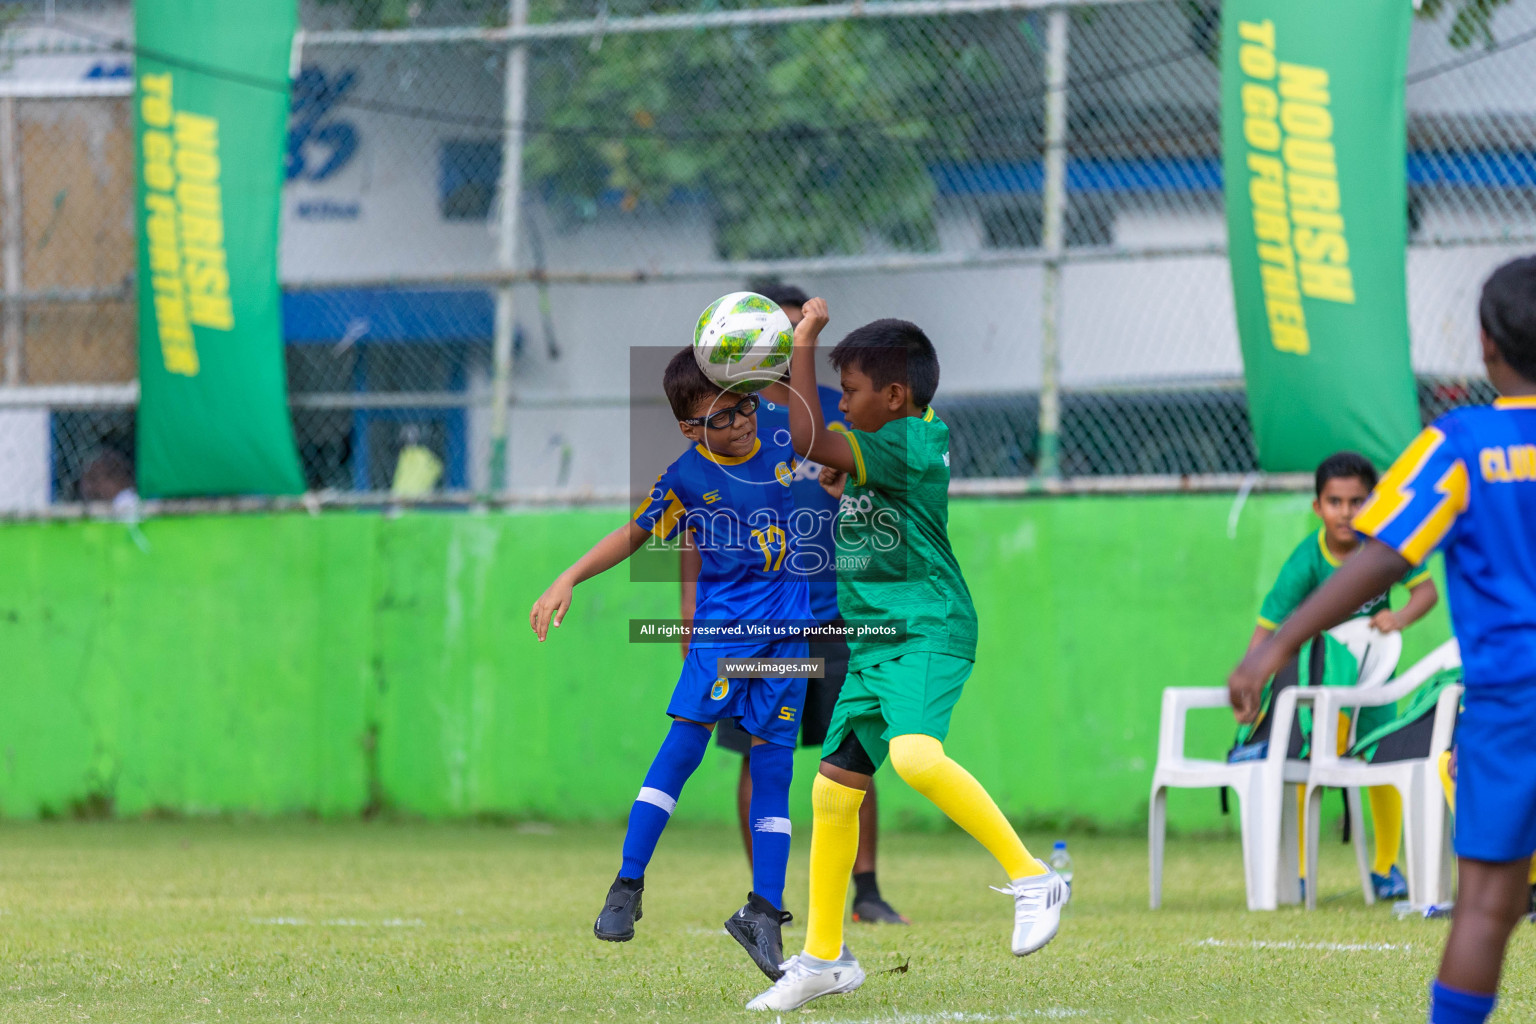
1249, 451, 1439, 901
747, 300, 1066, 1012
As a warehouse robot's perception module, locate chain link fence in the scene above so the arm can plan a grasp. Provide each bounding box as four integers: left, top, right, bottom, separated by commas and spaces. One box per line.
1, 0, 1533, 510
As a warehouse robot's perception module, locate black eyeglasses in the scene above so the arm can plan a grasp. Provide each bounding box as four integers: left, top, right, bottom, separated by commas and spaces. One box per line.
683, 393, 760, 430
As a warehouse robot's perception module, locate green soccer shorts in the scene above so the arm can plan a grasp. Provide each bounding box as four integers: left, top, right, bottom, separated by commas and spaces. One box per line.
821, 651, 973, 771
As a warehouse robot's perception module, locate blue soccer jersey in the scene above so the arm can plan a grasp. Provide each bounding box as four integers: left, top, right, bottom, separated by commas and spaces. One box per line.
757, 385, 847, 623
633, 431, 812, 648
1354, 396, 1536, 687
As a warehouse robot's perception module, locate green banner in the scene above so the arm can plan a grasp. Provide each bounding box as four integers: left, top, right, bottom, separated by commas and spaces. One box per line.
134, 1, 303, 497
1222, 1, 1419, 472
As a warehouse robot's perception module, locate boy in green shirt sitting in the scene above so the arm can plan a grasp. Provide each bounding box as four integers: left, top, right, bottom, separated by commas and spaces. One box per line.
1249, 451, 1439, 900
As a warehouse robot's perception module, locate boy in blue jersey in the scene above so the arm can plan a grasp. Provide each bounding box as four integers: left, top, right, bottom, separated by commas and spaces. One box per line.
1228, 255, 1536, 1024
529, 347, 812, 980
690, 283, 907, 926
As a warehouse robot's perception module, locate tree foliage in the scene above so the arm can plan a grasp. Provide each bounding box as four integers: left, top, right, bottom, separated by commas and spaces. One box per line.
1416, 0, 1513, 50
319, 0, 1512, 261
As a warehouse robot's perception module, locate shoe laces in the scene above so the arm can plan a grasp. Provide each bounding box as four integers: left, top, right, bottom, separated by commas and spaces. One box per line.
770, 953, 817, 988
992, 877, 1052, 911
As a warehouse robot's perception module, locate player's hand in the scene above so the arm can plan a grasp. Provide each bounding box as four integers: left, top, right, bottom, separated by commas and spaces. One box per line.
1369, 610, 1403, 633
529, 577, 574, 641
794, 297, 829, 348
819, 465, 847, 499
1228, 642, 1283, 724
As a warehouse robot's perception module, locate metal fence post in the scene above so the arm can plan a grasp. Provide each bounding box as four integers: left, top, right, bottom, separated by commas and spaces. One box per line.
1037, 4, 1068, 480
487, 0, 529, 495
1, 95, 20, 386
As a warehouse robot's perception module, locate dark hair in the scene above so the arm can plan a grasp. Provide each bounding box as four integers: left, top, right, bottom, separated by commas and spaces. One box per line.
1479, 255, 1536, 383
1315, 451, 1377, 497
79, 448, 134, 502
663, 346, 721, 420
747, 280, 810, 310
829, 319, 940, 409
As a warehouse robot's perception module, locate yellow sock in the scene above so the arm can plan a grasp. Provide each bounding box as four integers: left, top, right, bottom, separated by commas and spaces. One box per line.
1297, 787, 1307, 878
888, 734, 1043, 879
804, 773, 863, 961
1438, 751, 1455, 813
1369, 785, 1403, 876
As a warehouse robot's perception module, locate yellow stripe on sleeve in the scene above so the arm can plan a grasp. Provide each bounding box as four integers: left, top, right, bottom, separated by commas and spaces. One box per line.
1398, 461, 1469, 566
653, 490, 686, 539
1405, 567, 1434, 589
632, 473, 665, 522
831, 423, 867, 486
1354, 427, 1447, 538
1256, 616, 1278, 630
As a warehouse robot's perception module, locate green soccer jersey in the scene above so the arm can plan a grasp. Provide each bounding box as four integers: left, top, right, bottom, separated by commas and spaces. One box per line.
1257, 527, 1433, 630
835, 408, 978, 672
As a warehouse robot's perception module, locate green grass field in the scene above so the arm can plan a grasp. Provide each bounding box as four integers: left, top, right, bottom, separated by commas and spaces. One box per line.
1, 821, 1531, 1023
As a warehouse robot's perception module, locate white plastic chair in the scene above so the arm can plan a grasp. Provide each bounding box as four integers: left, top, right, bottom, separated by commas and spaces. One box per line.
1312, 618, 1405, 898
1303, 638, 1462, 910
1148, 620, 1401, 912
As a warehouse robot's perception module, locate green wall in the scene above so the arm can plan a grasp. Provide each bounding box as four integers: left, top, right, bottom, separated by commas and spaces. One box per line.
0, 497, 1450, 830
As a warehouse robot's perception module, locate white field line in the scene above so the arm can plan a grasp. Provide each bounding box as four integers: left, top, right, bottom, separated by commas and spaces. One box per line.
801, 1012, 1088, 1023
250, 917, 425, 927
1194, 937, 1411, 953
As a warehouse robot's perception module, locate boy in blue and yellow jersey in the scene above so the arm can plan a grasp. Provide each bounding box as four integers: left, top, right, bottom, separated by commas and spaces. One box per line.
529, 347, 811, 981
692, 282, 907, 927
1229, 255, 1536, 1024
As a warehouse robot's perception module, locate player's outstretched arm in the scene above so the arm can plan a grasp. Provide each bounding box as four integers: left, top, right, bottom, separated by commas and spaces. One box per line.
787, 297, 858, 476
1227, 538, 1410, 722
529, 521, 650, 641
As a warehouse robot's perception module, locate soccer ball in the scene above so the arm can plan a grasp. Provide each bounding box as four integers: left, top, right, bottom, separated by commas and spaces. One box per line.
691, 291, 794, 394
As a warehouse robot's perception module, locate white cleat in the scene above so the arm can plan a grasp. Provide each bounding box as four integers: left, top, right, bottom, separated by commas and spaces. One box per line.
745, 950, 865, 1011
995, 861, 1067, 956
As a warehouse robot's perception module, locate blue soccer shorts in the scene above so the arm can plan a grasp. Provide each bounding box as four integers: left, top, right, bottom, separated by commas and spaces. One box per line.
668, 639, 809, 749
1454, 678, 1536, 863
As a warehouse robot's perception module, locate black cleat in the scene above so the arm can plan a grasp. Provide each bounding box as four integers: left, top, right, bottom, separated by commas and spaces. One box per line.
594, 875, 644, 942
725, 891, 791, 980
851, 894, 911, 925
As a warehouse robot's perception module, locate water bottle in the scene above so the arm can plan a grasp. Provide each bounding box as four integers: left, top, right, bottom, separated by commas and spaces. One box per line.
1049, 841, 1074, 896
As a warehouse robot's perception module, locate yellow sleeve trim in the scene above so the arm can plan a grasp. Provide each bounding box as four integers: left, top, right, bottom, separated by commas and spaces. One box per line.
633, 478, 686, 540
1399, 461, 1469, 565
832, 423, 867, 486
655, 490, 686, 538
1354, 427, 1447, 539
632, 473, 665, 521
1255, 616, 1278, 630
1405, 568, 1433, 589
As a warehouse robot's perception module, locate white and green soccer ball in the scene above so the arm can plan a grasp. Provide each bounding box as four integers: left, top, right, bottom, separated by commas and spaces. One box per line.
691, 291, 794, 394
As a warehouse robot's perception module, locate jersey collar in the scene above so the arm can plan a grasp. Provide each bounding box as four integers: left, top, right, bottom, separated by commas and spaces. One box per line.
1317, 527, 1343, 567
695, 438, 761, 465
1494, 395, 1536, 409
922, 406, 935, 422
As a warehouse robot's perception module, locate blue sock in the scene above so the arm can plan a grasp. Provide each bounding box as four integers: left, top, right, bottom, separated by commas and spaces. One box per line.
748, 741, 795, 910
619, 720, 711, 879
1429, 980, 1496, 1024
